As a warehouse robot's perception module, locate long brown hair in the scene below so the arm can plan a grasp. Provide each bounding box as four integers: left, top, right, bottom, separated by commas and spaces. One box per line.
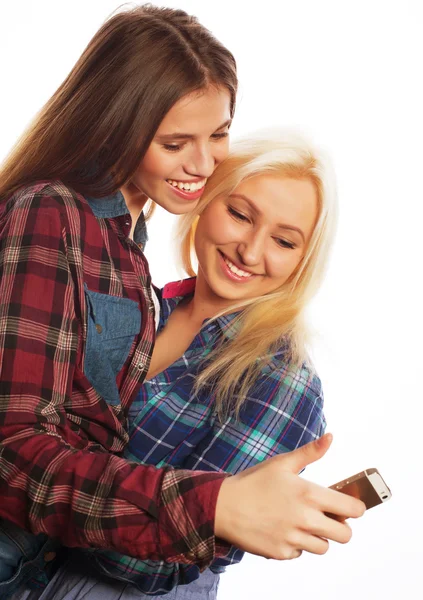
0, 5, 237, 201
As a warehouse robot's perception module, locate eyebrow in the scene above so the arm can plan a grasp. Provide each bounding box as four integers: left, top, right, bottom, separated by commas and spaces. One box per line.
156, 119, 232, 141
229, 193, 306, 242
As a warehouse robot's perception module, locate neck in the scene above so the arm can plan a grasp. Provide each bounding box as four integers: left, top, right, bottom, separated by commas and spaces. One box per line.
185, 271, 238, 325
120, 182, 148, 237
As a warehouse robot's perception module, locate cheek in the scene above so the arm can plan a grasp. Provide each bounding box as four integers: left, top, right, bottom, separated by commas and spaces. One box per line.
137, 148, 171, 180
193, 219, 208, 260
195, 205, 244, 253
210, 217, 240, 246
215, 139, 230, 163
196, 207, 225, 242
268, 250, 303, 280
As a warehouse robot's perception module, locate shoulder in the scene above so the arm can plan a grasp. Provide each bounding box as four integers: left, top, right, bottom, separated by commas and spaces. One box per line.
279, 358, 322, 399
1, 181, 94, 239
157, 278, 196, 327
2, 180, 90, 219
250, 351, 323, 409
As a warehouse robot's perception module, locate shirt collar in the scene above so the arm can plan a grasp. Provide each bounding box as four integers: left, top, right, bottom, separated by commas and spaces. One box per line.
162, 278, 196, 299
85, 190, 129, 218
85, 190, 148, 248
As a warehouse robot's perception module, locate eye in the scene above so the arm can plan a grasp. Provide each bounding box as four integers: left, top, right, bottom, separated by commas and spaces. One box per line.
163, 143, 182, 152
274, 237, 296, 250
228, 206, 250, 223
211, 132, 229, 141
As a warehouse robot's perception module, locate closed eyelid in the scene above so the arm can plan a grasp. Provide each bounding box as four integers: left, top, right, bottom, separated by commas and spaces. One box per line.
229, 208, 297, 247
163, 143, 183, 152
274, 237, 296, 249
227, 206, 250, 221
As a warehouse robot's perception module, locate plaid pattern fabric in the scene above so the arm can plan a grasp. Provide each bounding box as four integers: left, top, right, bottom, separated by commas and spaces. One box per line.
0, 183, 227, 568
91, 278, 326, 594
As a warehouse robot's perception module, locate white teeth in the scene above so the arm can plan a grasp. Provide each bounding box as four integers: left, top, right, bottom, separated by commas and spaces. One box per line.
167, 179, 206, 192
223, 255, 252, 278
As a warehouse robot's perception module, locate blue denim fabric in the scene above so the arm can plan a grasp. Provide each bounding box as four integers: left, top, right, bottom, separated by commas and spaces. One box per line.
18, 556, 219, 599
0, 520, 62, 599
84, 286, 141, 405
82, 192, 145, 405
85, 192, 128, 219
85, 192, 149, 251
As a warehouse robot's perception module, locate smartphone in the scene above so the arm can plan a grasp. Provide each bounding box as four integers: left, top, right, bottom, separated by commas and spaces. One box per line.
330, 468, 392, 510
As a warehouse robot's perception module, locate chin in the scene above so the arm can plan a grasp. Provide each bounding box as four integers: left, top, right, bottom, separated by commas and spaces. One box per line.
213, 289, 250, 304
166, 199, 201, 215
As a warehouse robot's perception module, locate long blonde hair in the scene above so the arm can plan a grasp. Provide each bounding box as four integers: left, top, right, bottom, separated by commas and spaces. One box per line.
177, 130, 338, 419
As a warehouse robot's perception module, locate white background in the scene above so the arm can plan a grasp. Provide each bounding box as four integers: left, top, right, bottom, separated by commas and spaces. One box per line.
1, 1, 422, 598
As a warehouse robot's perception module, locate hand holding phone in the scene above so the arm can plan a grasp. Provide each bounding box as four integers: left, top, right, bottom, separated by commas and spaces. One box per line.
216, 433, 366, 560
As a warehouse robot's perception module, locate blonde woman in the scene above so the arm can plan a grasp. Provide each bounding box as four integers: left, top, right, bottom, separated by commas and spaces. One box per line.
36, 131, 365, 600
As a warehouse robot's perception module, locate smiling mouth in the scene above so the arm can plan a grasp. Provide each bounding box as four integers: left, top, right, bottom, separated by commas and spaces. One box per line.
166, 178, 207, 192
219, 251, 256, 279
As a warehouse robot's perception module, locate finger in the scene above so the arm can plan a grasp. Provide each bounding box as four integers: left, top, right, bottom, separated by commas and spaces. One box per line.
283, 433, 333, 474
272, 547, 303, 561
324, 511, 347, 522
320, 487, 366, 519
309, 515, 353, 545
293, 533, 330, 556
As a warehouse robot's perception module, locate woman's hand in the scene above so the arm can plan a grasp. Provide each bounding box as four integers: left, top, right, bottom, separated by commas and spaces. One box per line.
214, 433, 366, 560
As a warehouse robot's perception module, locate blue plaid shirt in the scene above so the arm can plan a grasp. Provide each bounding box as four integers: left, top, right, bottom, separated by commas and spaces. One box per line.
87, 278, 326, 595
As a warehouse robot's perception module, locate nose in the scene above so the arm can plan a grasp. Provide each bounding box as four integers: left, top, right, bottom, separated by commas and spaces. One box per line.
237, 229, 266, 267
184, 143, 216, 179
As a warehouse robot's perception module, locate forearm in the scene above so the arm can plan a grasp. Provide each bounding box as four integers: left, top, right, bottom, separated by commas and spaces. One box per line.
0, 425, 163, 553
0, 426, 227, 565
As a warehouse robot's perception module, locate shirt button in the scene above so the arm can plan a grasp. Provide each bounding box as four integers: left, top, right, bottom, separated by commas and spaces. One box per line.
95, 324, 103, 334
44, 552, 57, 562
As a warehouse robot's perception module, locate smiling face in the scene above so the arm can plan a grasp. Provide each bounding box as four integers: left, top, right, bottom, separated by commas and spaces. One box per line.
194, 174, 319, 308
129, 85, 232, 214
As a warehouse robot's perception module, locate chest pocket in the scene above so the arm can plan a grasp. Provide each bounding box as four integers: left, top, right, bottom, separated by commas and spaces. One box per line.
84, 286, 141, 406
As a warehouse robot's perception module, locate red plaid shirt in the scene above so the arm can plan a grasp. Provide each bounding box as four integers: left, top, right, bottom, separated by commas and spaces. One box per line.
0, 181, 227, 568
